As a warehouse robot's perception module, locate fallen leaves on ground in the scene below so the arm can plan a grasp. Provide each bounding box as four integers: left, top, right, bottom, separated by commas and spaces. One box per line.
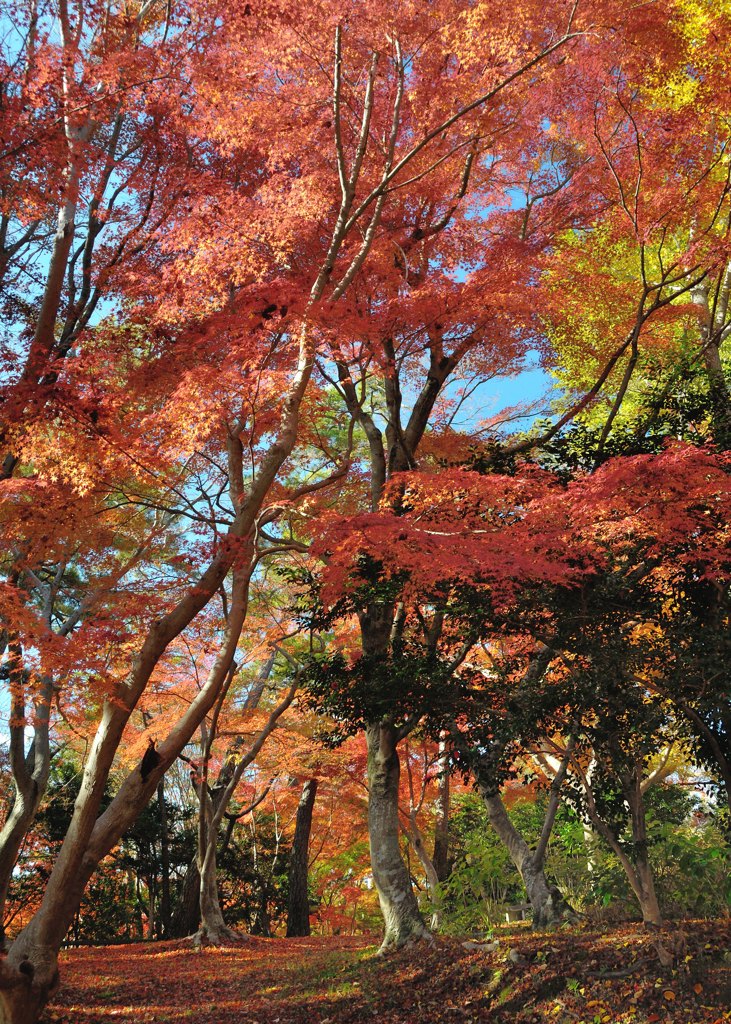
43, 919, 731, 1024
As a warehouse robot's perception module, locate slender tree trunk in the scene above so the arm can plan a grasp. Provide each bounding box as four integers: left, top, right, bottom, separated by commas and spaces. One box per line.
462, 729, 578, 929
405, 813, 442, 929
286, 779, 318, 937
174, 654, 276, 943
479, 790, 576, 928
0, 792, 40, 948
407, 815, 440, 895
367, 722, 431, 951
575, 762, 662, 927
625, 774, 662, 927
432, 740, 450, 883
191, 662, 294, 946
157, 782, 171, 938
587, 817, 662, 926
0, 662, 53, 945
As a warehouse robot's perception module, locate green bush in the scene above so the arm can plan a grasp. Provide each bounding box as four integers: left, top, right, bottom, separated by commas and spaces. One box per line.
431, 785, 730, 933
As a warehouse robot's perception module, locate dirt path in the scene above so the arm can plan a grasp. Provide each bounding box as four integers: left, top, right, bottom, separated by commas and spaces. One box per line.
43, 922, 731, 1024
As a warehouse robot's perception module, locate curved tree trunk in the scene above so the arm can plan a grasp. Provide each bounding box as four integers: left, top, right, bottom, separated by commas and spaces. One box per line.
458, 723, 578, 929
286, 778, 318, 937
480, 790, 577, 928
367, 722, 431, 951
574, 760, 663, 927
192, 663, 295, 947
0, 703, 134, 1023
0, 791, 42, 941
0, 553, 258, 1018
405, 813, 442, 929
170, 653, 276, 941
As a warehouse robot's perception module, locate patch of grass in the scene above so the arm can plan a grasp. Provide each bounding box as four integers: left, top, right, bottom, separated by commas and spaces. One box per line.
494, 983, 514, 1005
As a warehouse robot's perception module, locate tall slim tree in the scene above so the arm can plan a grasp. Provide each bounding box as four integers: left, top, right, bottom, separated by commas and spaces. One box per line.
286, 778, 319, 937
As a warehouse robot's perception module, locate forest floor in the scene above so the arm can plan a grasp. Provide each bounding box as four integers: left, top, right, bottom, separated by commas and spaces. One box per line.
43, 918, 731, 1024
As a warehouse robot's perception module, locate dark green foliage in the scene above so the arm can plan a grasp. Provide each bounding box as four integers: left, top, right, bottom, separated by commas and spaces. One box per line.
8, 753, 195, 945
216, 812, 290, 937
435, 793, 521, 933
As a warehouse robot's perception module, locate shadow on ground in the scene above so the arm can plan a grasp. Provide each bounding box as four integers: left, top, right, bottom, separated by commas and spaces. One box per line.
43, 921, 731, 1024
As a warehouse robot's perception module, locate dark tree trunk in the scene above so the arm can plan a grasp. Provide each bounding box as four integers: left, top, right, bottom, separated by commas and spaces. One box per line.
286, 779, 318, 937
169, 860, 200, 938
157, 781, 172, 937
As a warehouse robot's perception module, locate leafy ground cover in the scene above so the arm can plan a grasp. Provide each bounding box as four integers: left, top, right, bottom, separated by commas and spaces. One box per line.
43, 920, 731, 1024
